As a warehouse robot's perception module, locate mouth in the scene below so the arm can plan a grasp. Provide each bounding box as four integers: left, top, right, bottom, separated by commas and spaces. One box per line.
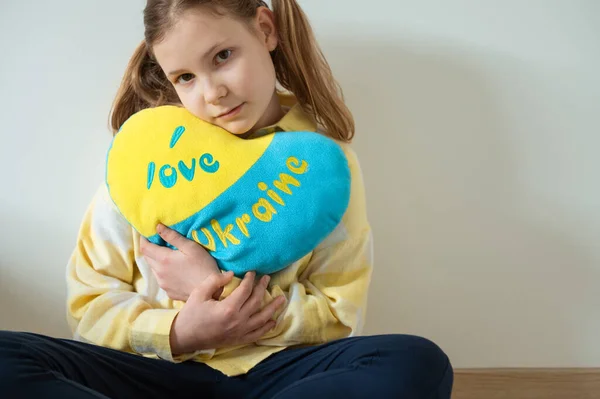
216, 103, 245, 119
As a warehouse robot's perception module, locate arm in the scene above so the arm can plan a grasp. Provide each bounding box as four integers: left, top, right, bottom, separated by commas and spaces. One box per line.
67, 184, 283, 359
258, 146, 374, 345
66, 185, 199, 362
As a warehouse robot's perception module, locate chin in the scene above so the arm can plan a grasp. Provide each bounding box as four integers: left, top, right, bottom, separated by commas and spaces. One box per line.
220, 120, 256, 136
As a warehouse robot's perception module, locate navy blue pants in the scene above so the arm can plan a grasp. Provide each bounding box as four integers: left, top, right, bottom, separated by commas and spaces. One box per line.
0, 330, 452, 398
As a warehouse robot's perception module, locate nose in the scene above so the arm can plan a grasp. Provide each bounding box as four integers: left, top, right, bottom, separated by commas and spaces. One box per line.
203, 78, 227, 105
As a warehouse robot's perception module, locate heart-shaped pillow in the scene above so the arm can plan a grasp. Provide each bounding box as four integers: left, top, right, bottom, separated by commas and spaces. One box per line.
106, 105, 350, 276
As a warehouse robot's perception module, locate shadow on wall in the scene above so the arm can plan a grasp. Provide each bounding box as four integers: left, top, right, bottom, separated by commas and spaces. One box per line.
322, 37, 599, 366
0, 268, 70, 338
0, 208, 72, 339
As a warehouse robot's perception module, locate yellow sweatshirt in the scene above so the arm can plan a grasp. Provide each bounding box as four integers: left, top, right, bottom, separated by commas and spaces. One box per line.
66, 96, 373, 377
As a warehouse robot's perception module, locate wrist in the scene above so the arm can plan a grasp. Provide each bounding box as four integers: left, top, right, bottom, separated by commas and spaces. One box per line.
169, 313, 196, 355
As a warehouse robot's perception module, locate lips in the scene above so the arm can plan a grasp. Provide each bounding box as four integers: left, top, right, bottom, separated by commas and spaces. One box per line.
217, 103, 244, 118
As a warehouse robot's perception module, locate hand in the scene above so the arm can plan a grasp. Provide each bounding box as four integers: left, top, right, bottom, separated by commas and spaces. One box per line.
170, 271, 287, 355
140, 224, 224, 302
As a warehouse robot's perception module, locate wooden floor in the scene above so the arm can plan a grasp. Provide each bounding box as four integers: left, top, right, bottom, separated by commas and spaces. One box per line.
453, 369, 600, 399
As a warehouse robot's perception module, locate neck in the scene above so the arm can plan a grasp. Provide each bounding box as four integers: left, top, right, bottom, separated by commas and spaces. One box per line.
248, 91, 285, 136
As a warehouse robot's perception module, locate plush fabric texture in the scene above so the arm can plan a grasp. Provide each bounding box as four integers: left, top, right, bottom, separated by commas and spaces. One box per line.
106, 105, 351, 276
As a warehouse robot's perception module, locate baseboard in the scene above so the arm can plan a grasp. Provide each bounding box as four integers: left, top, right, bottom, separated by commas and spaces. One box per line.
453, 368, 600, 399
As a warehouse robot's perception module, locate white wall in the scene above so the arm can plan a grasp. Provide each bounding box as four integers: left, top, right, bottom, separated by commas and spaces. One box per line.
0, 0, 598, 367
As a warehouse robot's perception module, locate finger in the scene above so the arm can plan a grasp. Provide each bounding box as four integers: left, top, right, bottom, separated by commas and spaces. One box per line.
242, 320, 277, 345
194, 271, 234, 302
144, 256, 161, 273
240, 275, 270, 315
139, 235, 150, 253
212, 287, 224, 301
211, 271, 233, 300
156, 224, 192, 253
222, 271, 256, 310
246, 295, 286, 332
140, 235, 174, 263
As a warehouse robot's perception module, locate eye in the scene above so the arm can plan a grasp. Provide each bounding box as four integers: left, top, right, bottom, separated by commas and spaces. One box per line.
215, 49, 232, 65
176, 73, 195, 84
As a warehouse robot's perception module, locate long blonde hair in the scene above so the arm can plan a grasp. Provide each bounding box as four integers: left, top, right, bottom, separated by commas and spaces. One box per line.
109, 0, 354, 142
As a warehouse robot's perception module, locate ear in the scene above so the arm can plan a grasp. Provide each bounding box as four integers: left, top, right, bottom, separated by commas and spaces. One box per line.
255, 6, 278, 52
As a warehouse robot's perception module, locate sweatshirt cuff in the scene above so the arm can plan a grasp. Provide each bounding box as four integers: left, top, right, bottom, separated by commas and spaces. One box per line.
130, 308, 214, 363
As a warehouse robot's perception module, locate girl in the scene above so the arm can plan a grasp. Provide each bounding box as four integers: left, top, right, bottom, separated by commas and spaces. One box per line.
0, 1, 453, 398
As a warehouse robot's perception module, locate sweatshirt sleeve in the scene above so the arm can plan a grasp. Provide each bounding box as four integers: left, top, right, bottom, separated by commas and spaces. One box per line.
66, 184, 202, 362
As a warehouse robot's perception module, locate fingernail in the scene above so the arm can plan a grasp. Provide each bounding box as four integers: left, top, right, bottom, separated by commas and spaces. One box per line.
156, 224, 164, 234
264, 276, 271, 285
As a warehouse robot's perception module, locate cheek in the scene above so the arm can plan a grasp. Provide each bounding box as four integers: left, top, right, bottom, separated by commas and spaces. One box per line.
177, 87, 206, 119
229, 53, 276, 101
255, 52, 277, 92
254, 60, 277, 98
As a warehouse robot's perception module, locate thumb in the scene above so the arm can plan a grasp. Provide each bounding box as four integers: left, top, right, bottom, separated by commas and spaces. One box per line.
195, 271, 234, 302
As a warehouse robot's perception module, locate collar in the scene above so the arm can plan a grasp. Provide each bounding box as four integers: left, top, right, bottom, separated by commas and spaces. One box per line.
246, 92, 318, 139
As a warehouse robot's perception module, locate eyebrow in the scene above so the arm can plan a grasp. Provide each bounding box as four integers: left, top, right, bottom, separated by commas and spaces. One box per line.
166, 40, 228, 77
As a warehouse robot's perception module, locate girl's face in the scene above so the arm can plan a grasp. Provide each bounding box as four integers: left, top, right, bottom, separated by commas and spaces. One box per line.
153, 7, 282, 135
